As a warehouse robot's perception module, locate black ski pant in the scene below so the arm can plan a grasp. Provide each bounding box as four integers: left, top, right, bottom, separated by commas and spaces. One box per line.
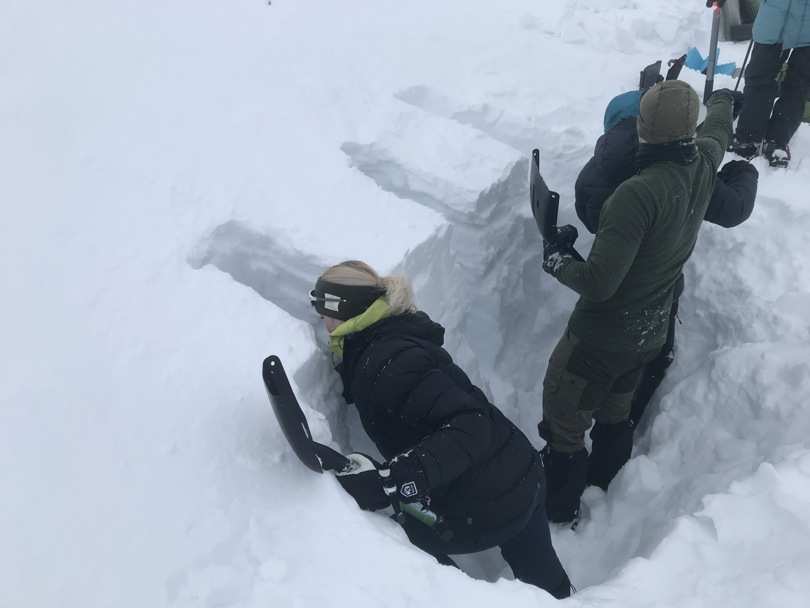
538, 327, 660, 520
400, 481, 570, 598
629, 295, 678, 427
737, 43, 810, 146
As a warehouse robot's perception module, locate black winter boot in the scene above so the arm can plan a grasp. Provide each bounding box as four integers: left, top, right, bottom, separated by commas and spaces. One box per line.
763, 141, 791, 168
549, 574, 574, 599
587, 419, 634, 491
728, 135, 761, 160
540, 446, 588, 526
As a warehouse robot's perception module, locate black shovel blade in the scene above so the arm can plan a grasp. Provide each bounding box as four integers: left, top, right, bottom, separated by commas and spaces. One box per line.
529, 148, 561, 244
639, 60, 662, 91
529, 149, 586, 262
262, 355, 354, 474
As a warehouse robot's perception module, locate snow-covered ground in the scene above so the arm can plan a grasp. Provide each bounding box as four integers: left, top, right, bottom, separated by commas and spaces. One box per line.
2, 1, 809, 606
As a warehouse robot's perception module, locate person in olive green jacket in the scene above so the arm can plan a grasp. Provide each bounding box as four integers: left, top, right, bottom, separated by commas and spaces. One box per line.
538, 81, 737, 526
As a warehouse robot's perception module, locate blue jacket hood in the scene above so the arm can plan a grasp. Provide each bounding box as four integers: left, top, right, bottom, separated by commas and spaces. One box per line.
603, 90, 642, 133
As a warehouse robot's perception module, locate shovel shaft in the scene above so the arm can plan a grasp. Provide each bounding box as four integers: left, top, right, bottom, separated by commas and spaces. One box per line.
703, 5, 722, 103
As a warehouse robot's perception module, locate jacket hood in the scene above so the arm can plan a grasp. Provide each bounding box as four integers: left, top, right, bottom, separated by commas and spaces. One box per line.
603, 90, 642, 133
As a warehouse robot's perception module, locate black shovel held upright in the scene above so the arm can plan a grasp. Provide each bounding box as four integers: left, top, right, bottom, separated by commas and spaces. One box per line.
529, 149, 584, 261
704, 1, 723, 104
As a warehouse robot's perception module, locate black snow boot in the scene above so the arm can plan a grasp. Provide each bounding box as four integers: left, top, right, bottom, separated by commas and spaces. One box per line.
728, 135, 761, 160
587, 419, 634, 491
540, 446, 588, 527
763, 140, 791, 168
549, 574, 575, 599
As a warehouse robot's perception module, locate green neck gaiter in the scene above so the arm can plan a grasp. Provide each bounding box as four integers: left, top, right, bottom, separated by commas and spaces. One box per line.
329, 298, 391, 359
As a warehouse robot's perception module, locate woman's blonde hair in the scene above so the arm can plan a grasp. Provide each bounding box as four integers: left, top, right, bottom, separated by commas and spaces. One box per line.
320, 260, 415, 316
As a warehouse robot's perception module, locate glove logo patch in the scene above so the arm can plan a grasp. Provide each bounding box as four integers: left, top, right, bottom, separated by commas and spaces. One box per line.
400, 481, 418, 498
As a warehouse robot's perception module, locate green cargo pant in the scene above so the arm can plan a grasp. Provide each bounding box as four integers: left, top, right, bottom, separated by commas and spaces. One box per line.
539, 327, 661, 453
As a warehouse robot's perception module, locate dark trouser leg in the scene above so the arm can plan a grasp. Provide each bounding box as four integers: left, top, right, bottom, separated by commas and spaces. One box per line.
627, 353, 672, 426
538, 330, 599, 523
767, 46, 810, 145
397, 518, 459, 568
538, 329, 658, 519
499, 480, 571, 598
587, 354, 651, 491
737, 43, 789, 143
629, 296, 678, 427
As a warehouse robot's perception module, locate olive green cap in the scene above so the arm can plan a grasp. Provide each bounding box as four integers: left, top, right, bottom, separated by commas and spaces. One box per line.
637, 80, 700, 144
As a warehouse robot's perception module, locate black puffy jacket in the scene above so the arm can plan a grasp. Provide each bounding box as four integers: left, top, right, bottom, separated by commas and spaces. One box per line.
575, 117, 758, 234
336, 311, 541, 539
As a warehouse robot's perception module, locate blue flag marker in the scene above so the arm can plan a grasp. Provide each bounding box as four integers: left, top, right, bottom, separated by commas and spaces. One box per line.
685, 47, 737, 76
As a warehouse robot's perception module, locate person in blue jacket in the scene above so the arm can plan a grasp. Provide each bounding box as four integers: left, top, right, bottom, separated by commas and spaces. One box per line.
728, 0, 810, 167
574, 85, 758, 432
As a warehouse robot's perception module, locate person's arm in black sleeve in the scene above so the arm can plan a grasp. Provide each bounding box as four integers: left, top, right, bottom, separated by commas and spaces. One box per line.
703, 160, 759, 227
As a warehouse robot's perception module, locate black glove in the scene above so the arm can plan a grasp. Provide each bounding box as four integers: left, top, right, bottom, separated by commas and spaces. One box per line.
553, 224, 579, 250
542, 241, 574, 276
706, 0, 726, 7
710, 88, 745, 118
718, 159, 759, 180
729, 91, 745, 119
542, 224, 578, 276
335, 453, 391, 511
387, 453, 430, 504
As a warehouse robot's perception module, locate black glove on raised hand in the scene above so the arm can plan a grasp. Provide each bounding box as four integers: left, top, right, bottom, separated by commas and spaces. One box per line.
729, 91, 745, 119
335, 453, 391, 511
709, 88, 745, 118
552, 224, 579, 251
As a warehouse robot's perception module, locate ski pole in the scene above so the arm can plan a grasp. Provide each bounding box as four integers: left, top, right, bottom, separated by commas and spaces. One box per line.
382, 475, 452, 538
703, 1, 723, 104
735, 38, 754, 91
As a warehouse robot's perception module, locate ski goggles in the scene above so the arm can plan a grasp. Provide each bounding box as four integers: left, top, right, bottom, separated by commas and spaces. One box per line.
309, 279, 385, 321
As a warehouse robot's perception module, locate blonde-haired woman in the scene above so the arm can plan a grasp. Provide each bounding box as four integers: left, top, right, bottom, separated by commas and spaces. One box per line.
310, 260, 571, 599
